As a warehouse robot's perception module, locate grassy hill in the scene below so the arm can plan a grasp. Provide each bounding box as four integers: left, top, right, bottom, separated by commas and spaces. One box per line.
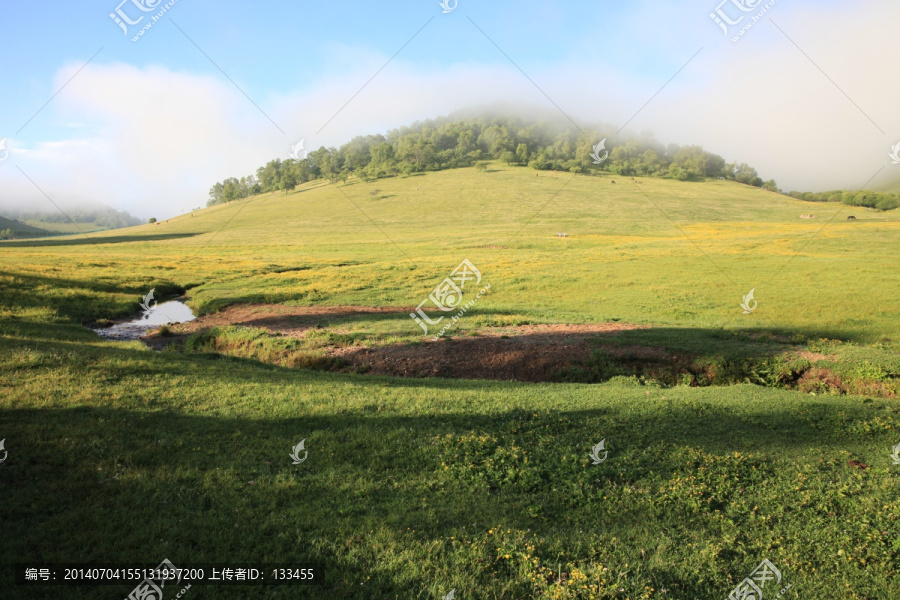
3, 164, 899, 338
1, 204, 142, 237
2, 165, 899, 599
0, 215, 50, 238
19, 219, 110, 234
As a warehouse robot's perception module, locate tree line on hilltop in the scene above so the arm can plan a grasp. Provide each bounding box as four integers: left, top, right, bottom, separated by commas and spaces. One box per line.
207, 115, 776, 205
787, 189, 899, 211
206, 114, 900, 212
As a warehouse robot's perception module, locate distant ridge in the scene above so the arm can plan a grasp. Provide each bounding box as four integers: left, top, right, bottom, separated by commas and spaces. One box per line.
0, 216, 50, 239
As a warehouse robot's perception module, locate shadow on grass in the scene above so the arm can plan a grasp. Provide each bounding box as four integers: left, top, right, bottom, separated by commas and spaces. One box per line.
0, 271, 186, 323
1, 331, 897, 598
1, 388, 891, 598
0, 232, 200, 248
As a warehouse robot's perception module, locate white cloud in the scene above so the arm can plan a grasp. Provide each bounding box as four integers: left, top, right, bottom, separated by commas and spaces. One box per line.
1, 62, 282, 219
1, 0, 897, 220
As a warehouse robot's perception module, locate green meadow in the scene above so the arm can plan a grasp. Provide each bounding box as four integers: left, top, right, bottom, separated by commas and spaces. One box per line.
2, 164, 899, 599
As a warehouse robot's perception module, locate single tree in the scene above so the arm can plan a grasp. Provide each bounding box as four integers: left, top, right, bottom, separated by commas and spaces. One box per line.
515, 143, 529, 165
280, 171, 298, 194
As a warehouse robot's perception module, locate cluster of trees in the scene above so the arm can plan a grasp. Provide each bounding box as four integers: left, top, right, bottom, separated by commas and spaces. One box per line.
208, 116, 776, 206
788, 190, 900, 211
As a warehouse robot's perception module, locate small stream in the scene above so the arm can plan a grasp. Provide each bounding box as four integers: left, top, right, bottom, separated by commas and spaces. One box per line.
93, 300, 196, 341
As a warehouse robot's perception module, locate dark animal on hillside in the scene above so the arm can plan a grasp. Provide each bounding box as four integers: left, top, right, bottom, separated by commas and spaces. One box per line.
611, 180, 616, 184
847, 215, 857, 220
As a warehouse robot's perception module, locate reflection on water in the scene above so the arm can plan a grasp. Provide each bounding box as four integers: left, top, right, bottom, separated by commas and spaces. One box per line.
94, 301, 196, 340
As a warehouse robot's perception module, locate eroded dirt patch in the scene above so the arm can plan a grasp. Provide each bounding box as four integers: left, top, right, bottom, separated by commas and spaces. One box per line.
336, 323, 647, 382
141, 303, 897, 396
145, 304, 650, 381
171, 304, 409, 337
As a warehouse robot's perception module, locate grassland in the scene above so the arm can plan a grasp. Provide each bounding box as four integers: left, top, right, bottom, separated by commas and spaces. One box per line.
0, 216, 50, 238
2, 164, 899, 599
18, 220, 109, 234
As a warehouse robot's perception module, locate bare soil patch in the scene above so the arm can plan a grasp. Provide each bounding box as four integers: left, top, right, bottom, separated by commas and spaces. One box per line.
169, 304, 408, 338
336, 322, 647, 382
142, 304, 896, 396
145, 304, 652, 381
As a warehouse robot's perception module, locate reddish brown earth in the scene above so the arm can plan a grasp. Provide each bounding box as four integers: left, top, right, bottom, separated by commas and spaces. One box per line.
334, 323, 647, 382
149, 304, 651, 382
144, 304, 895, 396
171, 304, 407, 338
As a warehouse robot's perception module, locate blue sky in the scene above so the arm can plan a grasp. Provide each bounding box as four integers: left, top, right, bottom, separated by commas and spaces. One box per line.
1, 0, 896, 218
2, 1, 685, 139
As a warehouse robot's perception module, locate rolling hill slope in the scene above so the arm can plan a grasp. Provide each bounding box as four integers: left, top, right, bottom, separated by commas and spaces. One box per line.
0, 215, 50, 238
2, 164, 900, 599
3, 163, 898, 339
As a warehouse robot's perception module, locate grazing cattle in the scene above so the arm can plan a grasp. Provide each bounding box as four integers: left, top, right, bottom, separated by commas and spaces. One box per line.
847, 215, 857, 220
800, 214, 814, 219
611, 180, 616, 184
